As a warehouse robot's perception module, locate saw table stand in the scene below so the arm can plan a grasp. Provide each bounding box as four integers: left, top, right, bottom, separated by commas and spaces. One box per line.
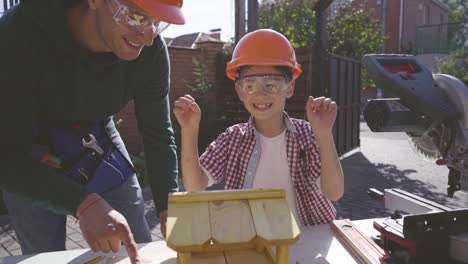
166, 189, 300, 264
370, 188, 468, 263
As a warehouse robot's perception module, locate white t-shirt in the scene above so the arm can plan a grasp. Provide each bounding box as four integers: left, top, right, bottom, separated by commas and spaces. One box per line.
252, 130, 299, 221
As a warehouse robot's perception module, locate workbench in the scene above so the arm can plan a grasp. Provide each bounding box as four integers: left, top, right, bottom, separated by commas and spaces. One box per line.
0, 219, 378, 264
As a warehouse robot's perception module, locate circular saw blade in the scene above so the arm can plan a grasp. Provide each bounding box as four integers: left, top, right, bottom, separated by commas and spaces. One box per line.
408, 135, 442, 161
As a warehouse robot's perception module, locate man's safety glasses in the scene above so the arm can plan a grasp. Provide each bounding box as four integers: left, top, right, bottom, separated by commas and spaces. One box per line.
107, 0, 170, 37
236, 73, 292, 95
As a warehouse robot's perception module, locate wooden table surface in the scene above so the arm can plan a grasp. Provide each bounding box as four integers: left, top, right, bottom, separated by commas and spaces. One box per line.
0, 219, 379, 264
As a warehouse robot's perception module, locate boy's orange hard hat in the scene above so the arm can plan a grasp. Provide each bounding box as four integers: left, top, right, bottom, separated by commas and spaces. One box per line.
226, 29, 302, 80
130, 0, 185, 25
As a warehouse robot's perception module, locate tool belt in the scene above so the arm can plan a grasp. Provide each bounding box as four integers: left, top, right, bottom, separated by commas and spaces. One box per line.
32, 121, 135, 194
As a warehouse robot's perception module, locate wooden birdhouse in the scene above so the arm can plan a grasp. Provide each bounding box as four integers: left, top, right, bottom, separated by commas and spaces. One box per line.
166, 188, 300, 264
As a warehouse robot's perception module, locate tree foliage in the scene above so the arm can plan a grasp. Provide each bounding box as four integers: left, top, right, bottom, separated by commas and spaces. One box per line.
439, 50, 468, 85
441, 0, 467, 52
327, 6, 384, 87
258, 1, 384, 87
258, 0, 316, 48
441, 0, 467, 22
187, 57, 213, 96
327, 7, 384, 60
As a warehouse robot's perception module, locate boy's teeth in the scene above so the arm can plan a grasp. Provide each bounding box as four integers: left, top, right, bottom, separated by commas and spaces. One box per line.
255, 103, 271, 109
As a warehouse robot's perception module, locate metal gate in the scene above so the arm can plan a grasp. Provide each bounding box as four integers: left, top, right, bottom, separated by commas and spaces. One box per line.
328, 55, 361, 156
2, 0, 19, 14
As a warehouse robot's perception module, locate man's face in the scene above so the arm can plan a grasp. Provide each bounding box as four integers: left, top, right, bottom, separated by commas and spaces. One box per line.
93, 0, 164, 60
235, 66, 295, 122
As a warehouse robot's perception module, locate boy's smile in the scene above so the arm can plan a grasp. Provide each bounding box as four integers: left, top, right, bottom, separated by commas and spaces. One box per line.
253, 102, 273, 111
244, 93, 279, 119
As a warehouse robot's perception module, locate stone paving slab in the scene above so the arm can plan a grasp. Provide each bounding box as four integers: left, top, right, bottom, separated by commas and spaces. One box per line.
333, 123, 468, 221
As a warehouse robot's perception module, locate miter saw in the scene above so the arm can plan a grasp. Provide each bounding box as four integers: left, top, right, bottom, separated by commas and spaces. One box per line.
362, 54, 468, 198
362, 54, 468, 264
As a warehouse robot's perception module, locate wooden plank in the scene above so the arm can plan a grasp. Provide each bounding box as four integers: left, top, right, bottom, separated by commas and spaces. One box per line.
209, 200, 256, 244
169, 189, 285, 203
249, 198, 300, 244
276, 245, 288, 264
174, 241, 255, 253
192, 252, 227, 264
166, 202, 211, 250
225, 249, 272, 264
331, 219, 388, 264
177, 253, 191, 264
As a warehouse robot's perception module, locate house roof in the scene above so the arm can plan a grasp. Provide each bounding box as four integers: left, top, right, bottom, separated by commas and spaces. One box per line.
168, 33, 200, 47
431, 0, 451, 12
163, 37, 174, 44
168, 32, 224, 48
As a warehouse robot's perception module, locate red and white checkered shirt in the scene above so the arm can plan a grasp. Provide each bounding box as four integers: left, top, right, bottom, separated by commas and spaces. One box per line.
200, 114, 336, 226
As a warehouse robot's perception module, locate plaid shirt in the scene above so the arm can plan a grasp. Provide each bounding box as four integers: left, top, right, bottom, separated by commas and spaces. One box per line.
200, 114, 336, 226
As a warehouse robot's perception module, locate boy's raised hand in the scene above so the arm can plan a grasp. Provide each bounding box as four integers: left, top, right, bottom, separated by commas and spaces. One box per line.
173, 94, 201, 131
306, 96, 337, 135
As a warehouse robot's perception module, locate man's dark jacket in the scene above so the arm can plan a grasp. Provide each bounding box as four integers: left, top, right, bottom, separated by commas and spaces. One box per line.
0, 0, 178, 215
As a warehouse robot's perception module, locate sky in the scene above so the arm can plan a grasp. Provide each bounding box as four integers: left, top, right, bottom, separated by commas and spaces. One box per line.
161, 0, 236, 41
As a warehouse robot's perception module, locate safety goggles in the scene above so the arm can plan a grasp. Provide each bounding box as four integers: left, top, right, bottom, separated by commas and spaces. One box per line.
107, 0, 170, 37
236, 73, 292, 95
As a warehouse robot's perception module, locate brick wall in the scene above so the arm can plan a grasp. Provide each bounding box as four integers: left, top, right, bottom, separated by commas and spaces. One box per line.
351, 0, 449, 54
401, 0, 449, 53
385, 0, 401, 53
114, 41, 224, 154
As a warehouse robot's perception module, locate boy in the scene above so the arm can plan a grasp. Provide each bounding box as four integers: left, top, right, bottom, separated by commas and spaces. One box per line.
173, 29, 344, 226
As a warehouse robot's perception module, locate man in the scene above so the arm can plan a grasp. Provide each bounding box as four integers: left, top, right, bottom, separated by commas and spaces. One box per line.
0, 0, 184, 263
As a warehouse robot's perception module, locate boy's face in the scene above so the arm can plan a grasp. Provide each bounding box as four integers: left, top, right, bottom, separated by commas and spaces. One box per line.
235, 66, 295, 122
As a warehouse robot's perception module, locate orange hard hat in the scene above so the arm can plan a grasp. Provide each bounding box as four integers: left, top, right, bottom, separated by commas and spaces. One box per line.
226, 29, 302, 80
130, 0, 185, 25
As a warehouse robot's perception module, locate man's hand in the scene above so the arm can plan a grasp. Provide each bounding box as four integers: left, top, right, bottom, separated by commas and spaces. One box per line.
77, 194, 140, 264
173, 94, 201, 132
159, 210, 168, 238
306, 96, 338, 135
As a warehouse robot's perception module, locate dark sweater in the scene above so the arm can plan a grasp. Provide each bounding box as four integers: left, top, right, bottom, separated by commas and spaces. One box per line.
0, 0, 178, 215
